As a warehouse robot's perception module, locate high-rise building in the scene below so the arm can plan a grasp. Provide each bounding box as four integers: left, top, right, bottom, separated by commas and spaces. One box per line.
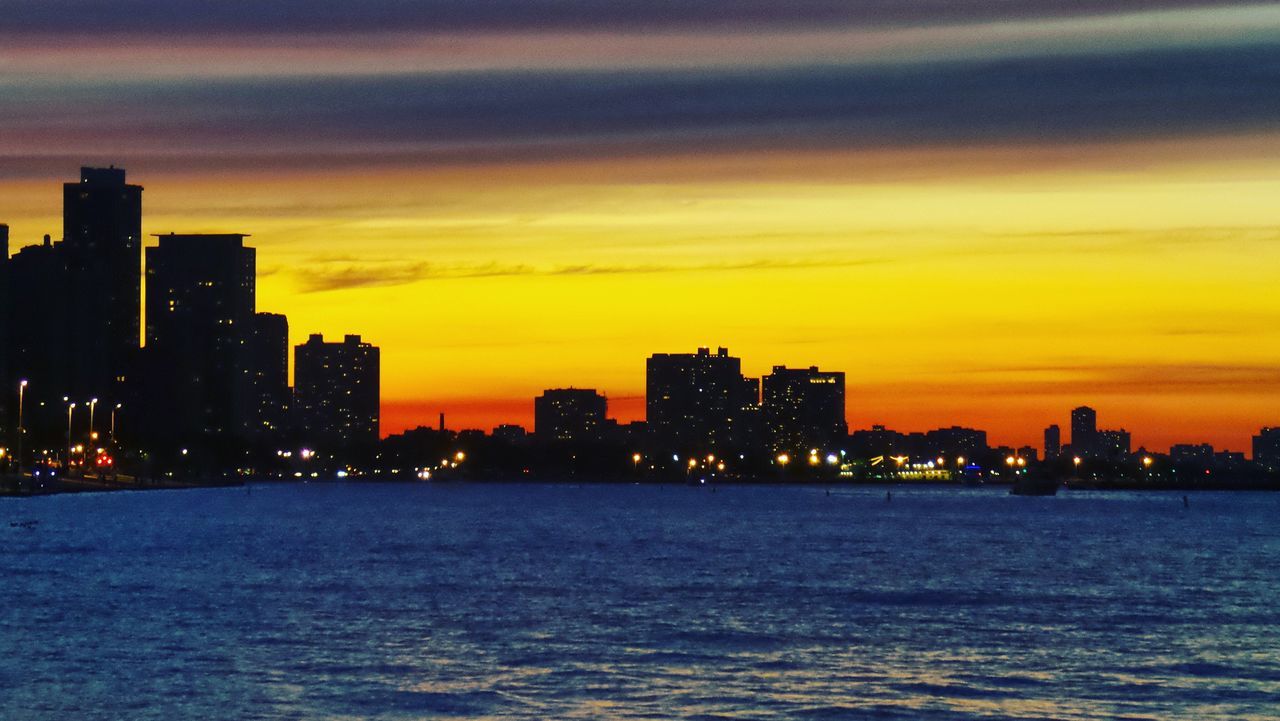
5, 236, 71, 450
761, 365, 846, 453
0, 224, 8, 437
1254, 428, 1280, 471
1044, 424, 1061, 459
646, 347, 759, 454
1071, 406, 1097, 449
143, 234, 255, 448
294, 334, 380, 447
248, 313, 290, 437
534, 388, 607, 443
62, 166, 142, 402
1096, 429, 1131, 458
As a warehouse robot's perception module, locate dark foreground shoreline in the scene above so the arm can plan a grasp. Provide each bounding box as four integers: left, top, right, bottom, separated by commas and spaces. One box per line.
5, 472, 1277, 498
1, 474, 243, 498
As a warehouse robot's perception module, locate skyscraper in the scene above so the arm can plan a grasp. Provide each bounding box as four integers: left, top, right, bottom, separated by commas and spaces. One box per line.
761, 365, 846, 453
295, 334, 380, 448
62, 166, 142, 402
248, 313, 290, 437
143, 234, 255, 450
0, 224, 8, 436
534, 388, 607, 442
1044, 424, 1061, 459
646, 347, 759, 454
5, 236, 71, 451
1070, 406, 1098, 456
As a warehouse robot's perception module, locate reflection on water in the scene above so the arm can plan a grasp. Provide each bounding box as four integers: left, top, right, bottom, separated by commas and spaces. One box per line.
2, 484, 1279, 720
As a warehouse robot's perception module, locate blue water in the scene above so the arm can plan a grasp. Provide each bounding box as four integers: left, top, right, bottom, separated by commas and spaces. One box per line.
2, 483, 1278, 720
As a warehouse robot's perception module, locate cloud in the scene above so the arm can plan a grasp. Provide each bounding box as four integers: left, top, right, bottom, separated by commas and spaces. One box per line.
3, 42, 1278, 173
0, 0, 1258, 35
945, 362, 1280, 396
291, 256, 885, 292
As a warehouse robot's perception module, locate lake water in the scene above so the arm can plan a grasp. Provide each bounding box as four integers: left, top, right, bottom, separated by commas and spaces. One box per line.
2, 483, 1278, 720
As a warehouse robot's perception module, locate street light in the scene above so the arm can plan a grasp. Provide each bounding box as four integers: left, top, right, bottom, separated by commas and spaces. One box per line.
66, 401, 77, 469
110, 403, 122, 446
88, 398, 98, 448
16, 380, 27, 473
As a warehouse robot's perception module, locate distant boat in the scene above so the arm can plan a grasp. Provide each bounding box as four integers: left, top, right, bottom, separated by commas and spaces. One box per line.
1010, 473, 1059, 496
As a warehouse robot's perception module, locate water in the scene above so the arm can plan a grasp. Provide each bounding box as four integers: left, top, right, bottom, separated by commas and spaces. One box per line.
2, 483, 1278, 720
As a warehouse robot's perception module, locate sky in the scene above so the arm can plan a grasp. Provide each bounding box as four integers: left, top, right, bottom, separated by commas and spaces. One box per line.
3, 1, 1280, 452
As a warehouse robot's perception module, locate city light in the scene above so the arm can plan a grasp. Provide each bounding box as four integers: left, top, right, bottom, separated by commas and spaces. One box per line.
776, 453, 790, 466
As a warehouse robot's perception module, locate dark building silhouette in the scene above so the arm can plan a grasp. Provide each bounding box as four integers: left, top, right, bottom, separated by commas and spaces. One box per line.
923, 426, 989, 459
492, 424, 528, 443
1171, 443, 1214, 465
295, 334, 380, 448
143, 234, 255, 451
1069, 405, 1130, 459
848, 425, 908, 458
1071, 406, 1097, 449
4, 235, 72, 454
248, 313, 290, 438
761, 365, 846, 453
534, 388, 607, 443
1044, 424, 1061, 459
1254, 427, 1280, 471
646, 347, 759, 454
1096, 429, 1131, 458
0, 224, 7, 437
63, 167, 142, 403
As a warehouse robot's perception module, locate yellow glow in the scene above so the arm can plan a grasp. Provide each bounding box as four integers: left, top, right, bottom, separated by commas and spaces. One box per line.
4, 135, 1280, 449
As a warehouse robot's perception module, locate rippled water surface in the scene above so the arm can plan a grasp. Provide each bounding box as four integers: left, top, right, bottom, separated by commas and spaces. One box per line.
2, 483, 1279, 720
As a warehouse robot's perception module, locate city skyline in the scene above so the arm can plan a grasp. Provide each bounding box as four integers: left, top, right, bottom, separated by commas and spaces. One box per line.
3, 3, 1280, 450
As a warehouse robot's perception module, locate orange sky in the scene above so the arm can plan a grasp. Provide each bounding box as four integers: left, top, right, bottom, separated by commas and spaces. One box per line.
4, 135, 1280, 452
3, 4, 1280, 453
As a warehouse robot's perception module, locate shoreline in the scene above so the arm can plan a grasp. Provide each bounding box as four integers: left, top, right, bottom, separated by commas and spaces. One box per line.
5, 473, 1276, 498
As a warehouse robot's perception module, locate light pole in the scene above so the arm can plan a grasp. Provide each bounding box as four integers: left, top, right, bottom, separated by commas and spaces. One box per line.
16, 380, 27, 474
66, 401, 76, 471
110, 403, 121, 446
88, 398, 98, 447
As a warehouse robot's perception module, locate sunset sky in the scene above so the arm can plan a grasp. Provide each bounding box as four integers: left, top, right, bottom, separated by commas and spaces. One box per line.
3, 1, 1280, 451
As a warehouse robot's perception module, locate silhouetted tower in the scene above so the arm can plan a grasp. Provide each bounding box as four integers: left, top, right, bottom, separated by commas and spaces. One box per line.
761, 365, 846, 453
0, 224, 7, 434
294, 334, 380, 448
1044, 424, 1061, 459
5, 235, 71, 449
1071, 406, 1097, 448
646, 347, 759, 454
144, 234, 255, 451
62, 166, 143, 402
248, 313, 290, 437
